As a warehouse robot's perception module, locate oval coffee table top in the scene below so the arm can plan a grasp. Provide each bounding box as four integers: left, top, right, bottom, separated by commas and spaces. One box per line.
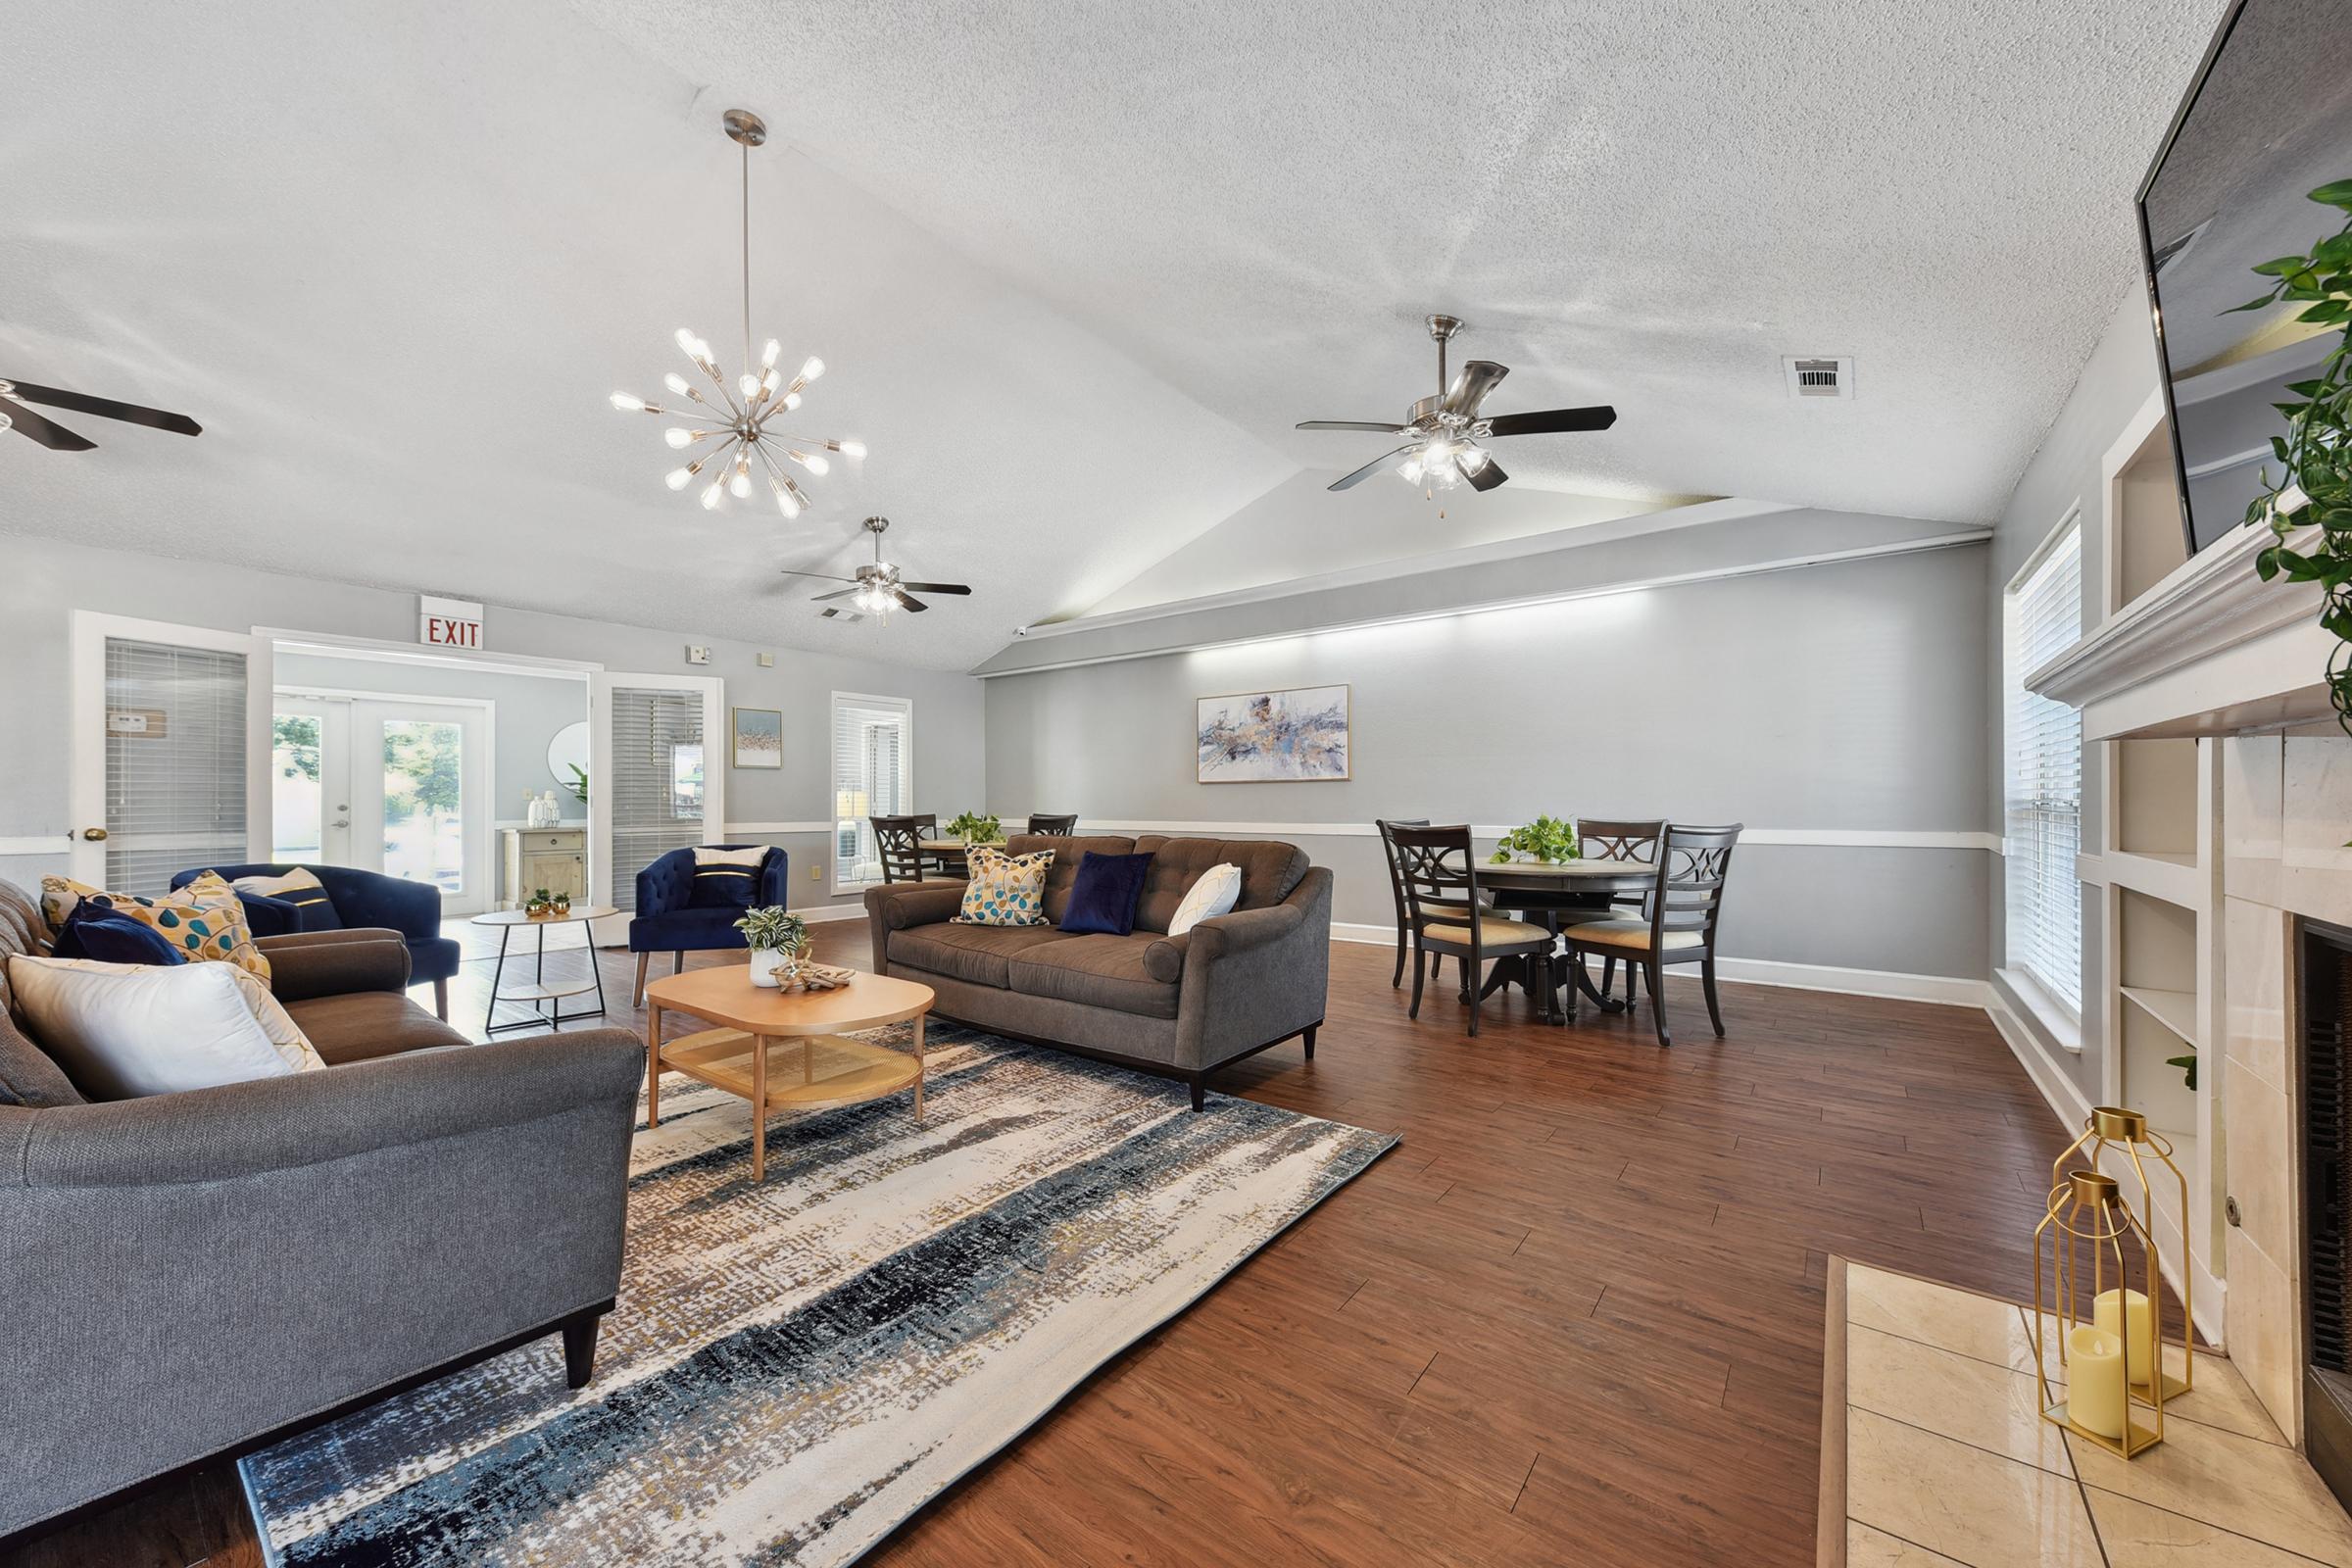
472, 905, 619, 926
643, 965, 935, 1036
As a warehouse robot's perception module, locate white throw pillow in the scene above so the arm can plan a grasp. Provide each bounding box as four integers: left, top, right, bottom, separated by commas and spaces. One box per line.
1167, 863, 1243, 937
5, 955, 325, 1100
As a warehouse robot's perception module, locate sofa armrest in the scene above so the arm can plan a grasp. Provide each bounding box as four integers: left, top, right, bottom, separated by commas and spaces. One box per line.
863, 882, 966, 980
258, 929, 412, 1003
1174, 867, 1332, 1072
1185, 901, 1305, 962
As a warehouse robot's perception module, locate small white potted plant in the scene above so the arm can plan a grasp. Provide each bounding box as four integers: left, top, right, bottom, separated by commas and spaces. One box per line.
735, 906, 810, 989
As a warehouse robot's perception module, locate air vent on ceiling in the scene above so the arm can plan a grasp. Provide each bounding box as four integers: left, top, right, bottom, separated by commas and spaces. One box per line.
1783, 356, 1854, 400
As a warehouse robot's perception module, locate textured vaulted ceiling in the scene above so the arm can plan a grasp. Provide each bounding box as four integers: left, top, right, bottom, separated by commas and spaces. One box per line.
1, 0, 2224, 667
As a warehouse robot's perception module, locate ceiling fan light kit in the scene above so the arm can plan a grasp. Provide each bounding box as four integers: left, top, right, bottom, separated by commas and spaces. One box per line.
786, 516, 972, 623
611, 109, 862, 520
1297, 314, 1616, 501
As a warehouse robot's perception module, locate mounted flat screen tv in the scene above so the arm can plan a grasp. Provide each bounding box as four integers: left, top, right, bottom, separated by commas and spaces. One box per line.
2138, 0, 2352, 555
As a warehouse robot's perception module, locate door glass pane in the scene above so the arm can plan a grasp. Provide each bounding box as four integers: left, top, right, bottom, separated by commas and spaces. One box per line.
105, 637, 246, 891
272, 711, 323, 861
380, 718, 465, 894
608, 688, 705, 914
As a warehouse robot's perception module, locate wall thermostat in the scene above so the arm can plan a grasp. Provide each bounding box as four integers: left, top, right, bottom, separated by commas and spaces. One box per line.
685, 645, 711, 665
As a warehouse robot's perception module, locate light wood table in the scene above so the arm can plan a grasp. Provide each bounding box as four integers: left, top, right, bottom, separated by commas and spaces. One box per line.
469, 904, 618, 1035
643, 967, 936, 1181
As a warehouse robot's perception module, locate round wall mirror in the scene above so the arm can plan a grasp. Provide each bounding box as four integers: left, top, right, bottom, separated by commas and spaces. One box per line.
547, 720, 590, 802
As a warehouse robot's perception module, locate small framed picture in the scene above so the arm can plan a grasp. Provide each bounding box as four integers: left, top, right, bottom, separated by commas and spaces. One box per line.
731, 707, 783, 770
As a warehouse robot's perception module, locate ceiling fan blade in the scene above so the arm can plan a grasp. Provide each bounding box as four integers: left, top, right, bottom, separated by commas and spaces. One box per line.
819, 606, 863, 621
1296, 419, 1406, 432
1483, 404, 1617, 438
1328, 445, 1415, 492
895, 581, 969, 595
1465, 456, 1508, 493
890, 588, 929, 612
0, 398, 99, 451
1442, 360, 1509, 416
2, 380, 200, 436
779, 567, 858, 583
810, 586, 862, 603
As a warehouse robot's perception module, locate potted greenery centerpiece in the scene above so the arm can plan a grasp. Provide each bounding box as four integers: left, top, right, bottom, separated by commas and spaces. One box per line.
1490, 814, 1579, 864
525, 887, 553, 917
736, 906, 810, 989
2245, 179, 2352, 728
945, 809, 1003, 847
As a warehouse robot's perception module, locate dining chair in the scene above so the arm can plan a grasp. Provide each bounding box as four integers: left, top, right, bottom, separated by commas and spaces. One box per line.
1574, 817, 1667, 1005
1390, 824, 1553, 1038
1026, 813, 1079, 836
1560, 823, 1741, 1047
1374, 818, 1438, 989
870, 814, 938, 883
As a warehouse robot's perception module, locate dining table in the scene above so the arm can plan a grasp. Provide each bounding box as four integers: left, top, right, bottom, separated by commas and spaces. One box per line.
1473, 858, 1657, 1024
917, 838, 1003, 875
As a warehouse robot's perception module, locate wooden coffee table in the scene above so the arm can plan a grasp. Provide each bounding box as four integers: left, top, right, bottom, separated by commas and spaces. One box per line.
642, 966, 935, 1181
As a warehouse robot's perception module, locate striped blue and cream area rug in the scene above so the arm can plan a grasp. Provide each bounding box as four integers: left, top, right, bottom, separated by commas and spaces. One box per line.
240, 1024, 1394, 1567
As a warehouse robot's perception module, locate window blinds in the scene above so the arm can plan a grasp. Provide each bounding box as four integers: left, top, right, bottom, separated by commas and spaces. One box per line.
105, 638, 248, 892
831, 694, 910, 890
2004, 526, 2083, 1013
609, 687, 706, 913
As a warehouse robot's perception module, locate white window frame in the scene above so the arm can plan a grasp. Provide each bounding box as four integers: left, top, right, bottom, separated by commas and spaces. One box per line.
2002, 510, 2085, 1024
831, 691, 914, 895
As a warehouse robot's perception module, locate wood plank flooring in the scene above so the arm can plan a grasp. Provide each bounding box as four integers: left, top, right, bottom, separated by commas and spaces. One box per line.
6, 927, 2082, 1568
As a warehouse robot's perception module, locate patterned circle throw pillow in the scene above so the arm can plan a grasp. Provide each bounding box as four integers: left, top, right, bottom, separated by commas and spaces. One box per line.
40, 870, 272, 984
952, 847, 1054, 928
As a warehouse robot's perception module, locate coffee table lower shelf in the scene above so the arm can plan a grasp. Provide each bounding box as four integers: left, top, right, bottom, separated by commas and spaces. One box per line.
654, 1025, 925, 1179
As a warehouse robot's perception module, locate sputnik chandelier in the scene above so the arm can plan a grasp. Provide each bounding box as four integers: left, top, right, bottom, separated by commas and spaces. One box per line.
610, 109, 862, 517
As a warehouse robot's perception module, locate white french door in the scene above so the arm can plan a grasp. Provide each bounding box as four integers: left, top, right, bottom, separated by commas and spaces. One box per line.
273, 690, 492, 915
591, 672, 724, 917
70, 612, 270, 890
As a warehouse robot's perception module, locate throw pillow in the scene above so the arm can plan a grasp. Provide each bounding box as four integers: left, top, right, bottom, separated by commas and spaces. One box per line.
6, 955, 324, 1100
1167, 862, 1243, 936
230, 867, 343, 931
51, 905, 189, 966
687, 845, 768, 910
39, 871, 270, 984
953, 846, 1053, 927
1058, 851, 1154, 937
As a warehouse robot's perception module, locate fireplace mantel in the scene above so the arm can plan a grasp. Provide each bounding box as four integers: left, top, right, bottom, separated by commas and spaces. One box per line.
2028, 519, 2329, 742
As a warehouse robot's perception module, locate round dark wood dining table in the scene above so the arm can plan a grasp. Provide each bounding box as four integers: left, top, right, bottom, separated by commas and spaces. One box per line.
1471, 858, 1656, 1024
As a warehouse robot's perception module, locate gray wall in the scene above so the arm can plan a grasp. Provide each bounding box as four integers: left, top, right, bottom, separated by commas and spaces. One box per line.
986, 543, 1994, 979
1983, 286, 2167, 1102
0, 533, 987, 915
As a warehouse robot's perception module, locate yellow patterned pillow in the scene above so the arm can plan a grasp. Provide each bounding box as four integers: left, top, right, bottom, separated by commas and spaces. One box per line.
39, 871, 271, 984
953, 847, 1054, 927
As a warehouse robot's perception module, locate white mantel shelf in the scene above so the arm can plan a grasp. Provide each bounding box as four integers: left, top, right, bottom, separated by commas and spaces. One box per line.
2028, 519, 2332, 741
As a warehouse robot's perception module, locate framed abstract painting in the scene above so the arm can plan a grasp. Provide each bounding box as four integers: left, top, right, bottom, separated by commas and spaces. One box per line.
1196, 685, 1349, 783
731, 708, 783, 769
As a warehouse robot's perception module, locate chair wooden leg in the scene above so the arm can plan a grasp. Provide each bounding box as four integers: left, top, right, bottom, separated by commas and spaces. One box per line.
1650, 960, 1672, 1047
562, 1307, 603, 1390
1625, 959, 1640, 1008
671, 951, 684, 976
1408, 942, 1428, 1020
1466, 974, 1481, 1038
1702, 954, 1726, 1037
431, 976, 449, 1021
632, 952, 651, 1006
1457, 956, 1472, 1004
1392, 928, 1408, 989
1301, 1023, 1318, 1059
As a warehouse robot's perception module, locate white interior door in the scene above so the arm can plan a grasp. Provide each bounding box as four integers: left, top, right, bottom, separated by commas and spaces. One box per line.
70, 612, 270, 890
349, 698, 492, 916
592, 671, 724, 917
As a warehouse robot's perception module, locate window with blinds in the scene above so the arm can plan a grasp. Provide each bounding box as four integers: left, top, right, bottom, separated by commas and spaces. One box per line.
105, 638, 248, 892
832, 693, 911, 892
2004, 523, 2083, 1014
609, 687, 706, 913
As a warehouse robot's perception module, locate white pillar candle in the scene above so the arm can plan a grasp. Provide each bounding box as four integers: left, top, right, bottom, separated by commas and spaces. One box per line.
2093, 1287, 2157, 1388
2069, 1325, 2129, 1440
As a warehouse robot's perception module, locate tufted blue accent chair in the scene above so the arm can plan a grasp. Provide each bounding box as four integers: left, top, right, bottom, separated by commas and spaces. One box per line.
628, 845, 790, 1004
172, 862, 464, 1019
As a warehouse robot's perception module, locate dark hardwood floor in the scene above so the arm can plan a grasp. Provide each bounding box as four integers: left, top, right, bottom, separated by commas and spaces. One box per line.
8, 926, 2082, 1568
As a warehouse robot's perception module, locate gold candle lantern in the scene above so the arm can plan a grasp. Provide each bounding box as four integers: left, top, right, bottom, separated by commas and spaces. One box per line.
2033, 1167, 2166, 1458
2053, 1105, 2192, 1401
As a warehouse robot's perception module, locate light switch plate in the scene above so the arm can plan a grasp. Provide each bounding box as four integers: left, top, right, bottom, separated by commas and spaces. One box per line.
809, 863, 823, 880
685, 645, 711, 665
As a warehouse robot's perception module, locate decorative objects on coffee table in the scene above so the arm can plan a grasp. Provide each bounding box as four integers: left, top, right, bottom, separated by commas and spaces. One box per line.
735, 905, 809, 989
644, 966, 933, 1181
1197, 685, 1349, 782
471, 903, 617, 1036
732, 707, 782, 769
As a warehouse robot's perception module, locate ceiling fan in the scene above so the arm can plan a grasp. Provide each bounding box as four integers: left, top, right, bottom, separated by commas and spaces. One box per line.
782, 516, 970, 621
0, 376, 202, 452
1297, 315, 1614, 494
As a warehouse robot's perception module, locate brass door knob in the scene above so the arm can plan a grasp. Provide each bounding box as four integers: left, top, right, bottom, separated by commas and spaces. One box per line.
79, 827, 109, 842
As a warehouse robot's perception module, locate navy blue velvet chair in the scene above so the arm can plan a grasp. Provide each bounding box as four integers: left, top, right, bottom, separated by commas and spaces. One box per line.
171, 862, 465, 1019
628, 845, 790, 1004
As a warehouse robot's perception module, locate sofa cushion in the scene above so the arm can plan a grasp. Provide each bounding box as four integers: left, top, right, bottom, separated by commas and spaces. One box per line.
39, 871, 272, 983
1130, 838, 1310, 931
953, 846, 1054, 928
228, 867, 345, 931
1006, 934, 1181, 1020
1058, 851, 1154, 937
283, 991, 470, 1065
52, 905, 189, 966
6, 956, 325, 1099
685, 846, 768, 910
888, 921, 1076, 989
1005, 834, 1136, 925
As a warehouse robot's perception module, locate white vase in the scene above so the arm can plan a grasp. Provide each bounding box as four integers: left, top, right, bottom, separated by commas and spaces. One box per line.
749, 947, 788, 988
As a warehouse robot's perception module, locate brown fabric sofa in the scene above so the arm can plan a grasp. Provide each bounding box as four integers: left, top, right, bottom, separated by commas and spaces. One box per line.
863, 834, 1331, 1108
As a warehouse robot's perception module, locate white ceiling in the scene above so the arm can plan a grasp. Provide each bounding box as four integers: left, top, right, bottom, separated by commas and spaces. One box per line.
1, 0, 2225, 669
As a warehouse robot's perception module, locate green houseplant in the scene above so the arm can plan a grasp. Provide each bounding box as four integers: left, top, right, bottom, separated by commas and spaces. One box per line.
945, 809, 1003, 846
2245, 179, 2352, 730
1490, 814, 1579, 864
736, 906, 809, 989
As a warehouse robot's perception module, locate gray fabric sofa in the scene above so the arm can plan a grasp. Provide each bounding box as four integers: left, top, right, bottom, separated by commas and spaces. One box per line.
0, 879, 645, 1543
863, 834, 1331, 1108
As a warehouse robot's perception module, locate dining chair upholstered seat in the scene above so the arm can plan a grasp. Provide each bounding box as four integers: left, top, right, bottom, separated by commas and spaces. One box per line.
1389, 822, 1544, 1038
1558, 916, 1705, 952
1422, 916, 1553, 951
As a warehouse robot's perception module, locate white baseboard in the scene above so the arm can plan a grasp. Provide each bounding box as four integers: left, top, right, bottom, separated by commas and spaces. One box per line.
793, 903, 869, 923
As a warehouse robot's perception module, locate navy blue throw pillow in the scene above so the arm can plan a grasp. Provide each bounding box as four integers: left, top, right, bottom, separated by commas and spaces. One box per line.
1058, 851, 1154, 937
686, 849, 768, 910
52, 906, 188, 966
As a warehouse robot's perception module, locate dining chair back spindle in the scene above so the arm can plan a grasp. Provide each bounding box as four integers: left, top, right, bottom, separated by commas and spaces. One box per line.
1562, 822, 1740, 1046
1390, 824, 1552, 1038
1026, 814, 1079, 836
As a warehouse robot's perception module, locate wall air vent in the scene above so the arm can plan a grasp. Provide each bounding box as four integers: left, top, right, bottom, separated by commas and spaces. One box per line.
1783, 356, 1854, 400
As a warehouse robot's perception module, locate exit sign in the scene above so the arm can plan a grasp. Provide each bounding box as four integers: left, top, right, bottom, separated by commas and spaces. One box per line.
418, 595, 484, 649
